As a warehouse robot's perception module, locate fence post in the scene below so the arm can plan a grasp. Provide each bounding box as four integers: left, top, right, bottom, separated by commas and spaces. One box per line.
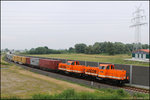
130, 65, 132, 85
97, 62, 99, 67
91, 81, 94, 86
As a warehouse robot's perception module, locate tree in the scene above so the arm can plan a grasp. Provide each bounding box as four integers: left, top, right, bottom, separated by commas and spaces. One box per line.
75, 43, 87, 53
107, 42, 115, 55
142, 44, 149, 49
85, 45, 94, 54
92, 42, 101, 54
113, 42, 126, 54
44, 46, 49, 49
69, 47, 75, 53
100, 42, 108, 53
35, 47, 47, 54
5, 48, 9, 52
28, 46, 62, 54
126, 44, 133, 52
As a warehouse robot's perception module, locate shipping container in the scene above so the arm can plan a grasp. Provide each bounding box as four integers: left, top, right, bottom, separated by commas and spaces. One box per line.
39, 59, 61, 70
21, 57, 26, 64
26, 57, 30, 65
13, 55, 18, 62
12, 56, 16, 62
17, 56, 22, 63
30, 58, 40, 66
15, 56, 18, 62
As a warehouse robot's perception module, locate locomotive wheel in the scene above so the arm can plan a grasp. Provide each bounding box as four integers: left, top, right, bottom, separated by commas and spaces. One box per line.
116, 80, 123, 86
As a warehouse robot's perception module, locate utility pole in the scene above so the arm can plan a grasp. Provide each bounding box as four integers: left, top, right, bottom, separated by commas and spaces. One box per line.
130, 5, 147, 51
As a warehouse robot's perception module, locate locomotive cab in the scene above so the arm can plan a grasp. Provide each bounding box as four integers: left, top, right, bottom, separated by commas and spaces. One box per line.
58, 61, 80, 72
98, 64, 129, 84
66, 61, 80, 72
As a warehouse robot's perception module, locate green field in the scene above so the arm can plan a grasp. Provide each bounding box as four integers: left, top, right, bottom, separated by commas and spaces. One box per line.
26, 54, 149, 66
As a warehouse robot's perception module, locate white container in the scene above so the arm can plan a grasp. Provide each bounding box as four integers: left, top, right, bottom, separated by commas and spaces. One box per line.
30, 58, 40, 66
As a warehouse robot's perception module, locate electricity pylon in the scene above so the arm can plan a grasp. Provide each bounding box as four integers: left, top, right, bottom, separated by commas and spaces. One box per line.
130, 4, 147, 51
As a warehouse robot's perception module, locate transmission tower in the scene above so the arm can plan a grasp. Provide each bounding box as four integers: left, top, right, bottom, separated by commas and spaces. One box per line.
130, 5, 147, 51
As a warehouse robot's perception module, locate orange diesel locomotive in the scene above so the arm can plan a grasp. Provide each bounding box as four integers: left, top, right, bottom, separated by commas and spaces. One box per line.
84, 64, 128, 84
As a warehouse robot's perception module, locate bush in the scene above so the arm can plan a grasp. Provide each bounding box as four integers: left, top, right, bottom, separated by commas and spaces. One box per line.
105, 88, 114, 93
54, 89, 76, 99
133, 92, 146, 98
116, 89, 128, 97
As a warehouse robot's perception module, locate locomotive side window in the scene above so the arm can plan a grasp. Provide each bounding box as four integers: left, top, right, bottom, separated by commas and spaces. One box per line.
99, 66, 102, 69
76, 62, 79, 65
106, 66, 109, 69
111, 65, 114, 69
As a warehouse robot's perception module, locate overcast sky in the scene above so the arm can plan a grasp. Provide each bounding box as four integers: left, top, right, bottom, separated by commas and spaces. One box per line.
1, 1, 149, 50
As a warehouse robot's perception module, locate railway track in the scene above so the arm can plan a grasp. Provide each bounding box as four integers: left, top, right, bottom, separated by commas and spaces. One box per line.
121, 86, 149, 94
5, 58, 149, 94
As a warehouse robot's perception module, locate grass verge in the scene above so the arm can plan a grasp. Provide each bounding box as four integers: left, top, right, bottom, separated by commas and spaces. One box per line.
1, 88, 149, 99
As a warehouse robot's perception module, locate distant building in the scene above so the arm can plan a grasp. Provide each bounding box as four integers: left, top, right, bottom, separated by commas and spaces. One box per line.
132, 49, 149, 60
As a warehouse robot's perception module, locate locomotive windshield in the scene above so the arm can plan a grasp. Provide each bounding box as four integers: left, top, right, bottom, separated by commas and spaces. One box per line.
67, 63, 71, 65
71, 62, 75, 65
106, 66, 109, 69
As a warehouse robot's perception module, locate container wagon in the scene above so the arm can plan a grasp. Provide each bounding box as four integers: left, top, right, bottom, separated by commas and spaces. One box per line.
39, 59, 62, 71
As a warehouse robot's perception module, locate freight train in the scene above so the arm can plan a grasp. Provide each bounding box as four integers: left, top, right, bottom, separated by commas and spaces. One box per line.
6, 54, 129, 85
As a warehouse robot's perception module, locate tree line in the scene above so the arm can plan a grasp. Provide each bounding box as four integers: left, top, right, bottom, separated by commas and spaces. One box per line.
74, 42, 149, 55
24, 42, 149, 55
26, 46, 68, 54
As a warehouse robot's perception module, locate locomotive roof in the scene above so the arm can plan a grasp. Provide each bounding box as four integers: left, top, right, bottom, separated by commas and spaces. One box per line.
99, 64, 113, 66
67, 61, 79, 63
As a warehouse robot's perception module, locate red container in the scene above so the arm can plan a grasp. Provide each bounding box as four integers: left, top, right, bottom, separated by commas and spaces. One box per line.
26, 57, 31, 65
39, 59, 61, 70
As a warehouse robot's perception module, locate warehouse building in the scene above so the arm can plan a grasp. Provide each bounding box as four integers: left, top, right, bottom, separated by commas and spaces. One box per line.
132, 49, 149, 60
